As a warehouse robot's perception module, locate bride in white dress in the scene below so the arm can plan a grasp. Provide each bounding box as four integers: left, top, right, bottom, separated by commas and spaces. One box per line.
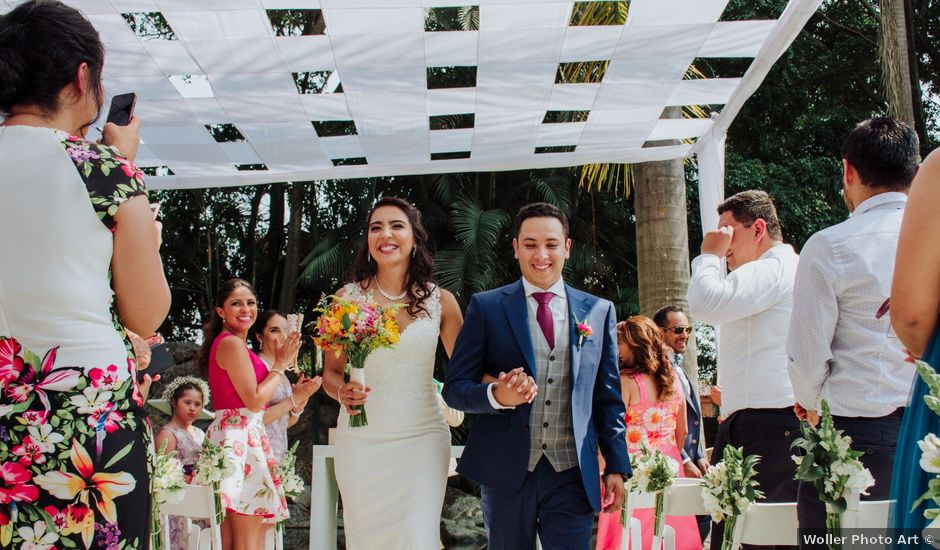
323, 197, 464, 549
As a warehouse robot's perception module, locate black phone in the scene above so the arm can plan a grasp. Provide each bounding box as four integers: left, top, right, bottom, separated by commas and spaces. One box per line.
137, 342, 175, 383
106, 92, 136, 126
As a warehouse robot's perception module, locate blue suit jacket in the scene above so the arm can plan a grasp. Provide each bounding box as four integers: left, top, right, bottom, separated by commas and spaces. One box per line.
442, 279, 630, 511
672, 358, 705, 464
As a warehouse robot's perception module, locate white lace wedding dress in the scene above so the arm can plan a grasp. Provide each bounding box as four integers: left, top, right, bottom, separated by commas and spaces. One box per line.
334, 283, 451, 549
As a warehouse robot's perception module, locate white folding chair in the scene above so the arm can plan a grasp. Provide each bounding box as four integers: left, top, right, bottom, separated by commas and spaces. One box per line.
662, 478, 709, 550
160, 484, 223, 550
729, 502, 799, 548
842, 498, 893, 530
622, 490, 658, 550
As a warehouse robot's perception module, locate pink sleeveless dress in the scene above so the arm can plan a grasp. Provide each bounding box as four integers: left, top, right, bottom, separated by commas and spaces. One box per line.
596, 374, 700, 550
204, 331, 288, 520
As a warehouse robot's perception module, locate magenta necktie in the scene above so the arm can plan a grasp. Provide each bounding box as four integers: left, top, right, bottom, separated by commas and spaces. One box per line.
532, 291, 555, 349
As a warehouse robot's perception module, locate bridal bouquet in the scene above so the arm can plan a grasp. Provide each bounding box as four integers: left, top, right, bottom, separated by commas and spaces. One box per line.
152, 443, 186, 550
791, 400, 874, 549
700, 445, 763, 550
313, 292, 403, 427
192, 440, 236, 525
632, 445, 680, 540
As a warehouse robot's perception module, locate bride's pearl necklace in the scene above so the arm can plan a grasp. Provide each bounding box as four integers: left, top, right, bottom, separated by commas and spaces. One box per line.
375, 280, 407, 301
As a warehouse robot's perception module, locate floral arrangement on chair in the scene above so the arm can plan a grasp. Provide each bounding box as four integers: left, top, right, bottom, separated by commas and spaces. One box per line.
312, 292, 403, 427
911, 360, 940, 540
700, 445, 763, 550
631, 445, 680, 542
791, 400, 874, 549
274, 441, 305, 536
151, 442, 186, 549
192, 440, 236, 525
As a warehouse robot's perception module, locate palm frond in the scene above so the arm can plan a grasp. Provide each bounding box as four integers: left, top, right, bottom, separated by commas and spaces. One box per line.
451, 196, 510, 253
298, 234, 358, 286
458, 6, 480, 31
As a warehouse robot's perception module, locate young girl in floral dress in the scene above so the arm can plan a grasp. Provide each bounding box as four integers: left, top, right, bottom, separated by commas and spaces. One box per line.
155, 376, 210, 550
196, 279, 300, 550
596, 316, 699, 550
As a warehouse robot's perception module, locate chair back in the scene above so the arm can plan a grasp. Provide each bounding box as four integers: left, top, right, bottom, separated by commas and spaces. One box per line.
665, 478, 708, 516
159, 484, 223, 550
731, 502, 798, 548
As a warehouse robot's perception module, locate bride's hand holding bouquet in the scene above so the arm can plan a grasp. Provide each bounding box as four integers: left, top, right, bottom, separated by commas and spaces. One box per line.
313, 292, 403, 427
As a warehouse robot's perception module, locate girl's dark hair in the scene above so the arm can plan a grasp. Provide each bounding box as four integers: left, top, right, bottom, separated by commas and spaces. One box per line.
347, 197, 436, 318
0, 0, 105, 124
251, 309, 287, 353
170, 383, 204, 408
617, 316, 676, 400
196, 278, 257, 377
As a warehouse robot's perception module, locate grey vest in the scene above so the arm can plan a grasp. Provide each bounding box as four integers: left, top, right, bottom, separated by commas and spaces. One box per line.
526, 298, 578, 472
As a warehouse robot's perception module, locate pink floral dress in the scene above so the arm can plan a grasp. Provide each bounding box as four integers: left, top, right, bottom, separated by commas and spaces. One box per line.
596, 374, 700, 550
0, 128, 152, 550
205, 332, 288, 521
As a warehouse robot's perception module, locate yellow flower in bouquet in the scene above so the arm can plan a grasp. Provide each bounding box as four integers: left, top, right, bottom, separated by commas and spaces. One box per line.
312, 292, 403, 427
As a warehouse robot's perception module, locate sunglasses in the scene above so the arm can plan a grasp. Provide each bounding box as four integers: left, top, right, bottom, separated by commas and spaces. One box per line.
669, 326, 693, 335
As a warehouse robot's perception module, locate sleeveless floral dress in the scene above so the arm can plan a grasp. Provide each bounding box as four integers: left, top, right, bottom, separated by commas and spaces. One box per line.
596, 373, 700, 550
205, 332, 288, 521
0, 127, 153, 549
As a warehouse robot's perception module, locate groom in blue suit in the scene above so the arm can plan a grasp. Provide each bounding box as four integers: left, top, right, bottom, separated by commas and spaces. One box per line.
443, 203, 631, 550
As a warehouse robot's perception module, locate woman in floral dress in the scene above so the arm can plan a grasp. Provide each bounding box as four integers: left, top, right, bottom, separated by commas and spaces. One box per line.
0, 2, 170, 549
596, 316, 699, 550
196, 279, 299, 550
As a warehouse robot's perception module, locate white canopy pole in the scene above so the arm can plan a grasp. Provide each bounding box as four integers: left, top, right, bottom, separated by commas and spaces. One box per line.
695, 130, 726, 234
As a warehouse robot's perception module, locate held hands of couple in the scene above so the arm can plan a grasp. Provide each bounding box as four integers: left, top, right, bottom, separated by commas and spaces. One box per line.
492, 367, 538, 406
793, 402, 820, 427
701, 225, 734, 257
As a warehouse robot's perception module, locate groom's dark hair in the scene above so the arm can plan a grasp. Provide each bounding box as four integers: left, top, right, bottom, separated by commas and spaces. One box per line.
513, 202, 569, 238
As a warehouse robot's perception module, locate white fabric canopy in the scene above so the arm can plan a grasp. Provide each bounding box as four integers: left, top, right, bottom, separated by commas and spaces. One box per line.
1, 0, 821, 190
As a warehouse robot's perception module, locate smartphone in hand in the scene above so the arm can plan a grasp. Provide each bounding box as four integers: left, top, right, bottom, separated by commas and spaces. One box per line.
106, 92, 137, 127
137, 342, 175, 383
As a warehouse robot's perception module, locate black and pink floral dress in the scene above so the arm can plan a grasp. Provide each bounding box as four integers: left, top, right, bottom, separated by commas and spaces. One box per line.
0, 127, 154, 550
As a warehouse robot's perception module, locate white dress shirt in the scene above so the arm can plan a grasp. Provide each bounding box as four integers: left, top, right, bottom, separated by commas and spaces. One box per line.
487, 277, 568, 410
687, 243, 799, 416
786, 192, 915, 417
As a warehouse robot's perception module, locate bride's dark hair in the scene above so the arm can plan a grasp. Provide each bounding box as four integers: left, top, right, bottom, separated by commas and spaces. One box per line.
346, 197, 436, 318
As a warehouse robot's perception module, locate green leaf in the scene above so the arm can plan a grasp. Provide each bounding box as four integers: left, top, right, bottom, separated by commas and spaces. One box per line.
104, 441, 135, 470
101, 164, 111, 177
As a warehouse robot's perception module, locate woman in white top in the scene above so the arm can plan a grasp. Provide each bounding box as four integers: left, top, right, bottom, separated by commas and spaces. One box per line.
0, 2, 169, 548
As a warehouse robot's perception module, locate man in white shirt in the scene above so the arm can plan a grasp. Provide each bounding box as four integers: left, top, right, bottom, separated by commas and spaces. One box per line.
787, 117, 919, 548
687, 189, 800, 550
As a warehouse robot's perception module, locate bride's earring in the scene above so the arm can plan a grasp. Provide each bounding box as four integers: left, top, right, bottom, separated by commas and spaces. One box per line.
412, 246, 417, 259
368, 254, 372, 263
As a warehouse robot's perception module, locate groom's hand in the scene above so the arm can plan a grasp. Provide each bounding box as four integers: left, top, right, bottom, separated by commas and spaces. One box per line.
602, 473, 626, 513
493, 368, 538, 406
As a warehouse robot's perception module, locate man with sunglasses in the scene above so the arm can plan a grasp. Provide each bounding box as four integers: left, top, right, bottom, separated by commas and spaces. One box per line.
654, 305, 711, 543
786, 118, 918, 549
687, 189, 800, 550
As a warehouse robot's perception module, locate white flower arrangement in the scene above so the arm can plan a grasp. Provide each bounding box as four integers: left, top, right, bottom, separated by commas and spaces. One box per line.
700, 445, 763, 550
192, 440, 236, 524
630, 445, 680, 539
791, 400, 874, 549
276, 441, 305, 501
151, 443, 186, 550
912, 360, 940, 548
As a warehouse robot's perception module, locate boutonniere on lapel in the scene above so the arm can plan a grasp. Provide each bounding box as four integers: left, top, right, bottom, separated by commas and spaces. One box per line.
575, 318, 593, 349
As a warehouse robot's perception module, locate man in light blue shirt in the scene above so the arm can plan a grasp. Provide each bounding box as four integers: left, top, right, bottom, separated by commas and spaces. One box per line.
787, 117, 919, 548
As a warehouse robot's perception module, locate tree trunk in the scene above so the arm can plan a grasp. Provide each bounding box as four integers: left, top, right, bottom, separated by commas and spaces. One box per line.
266, 184, 287, 307
879, 0, 915, 125
278, 182, 308, 311
245, 186, 267, 284
633, 107, 699, 380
